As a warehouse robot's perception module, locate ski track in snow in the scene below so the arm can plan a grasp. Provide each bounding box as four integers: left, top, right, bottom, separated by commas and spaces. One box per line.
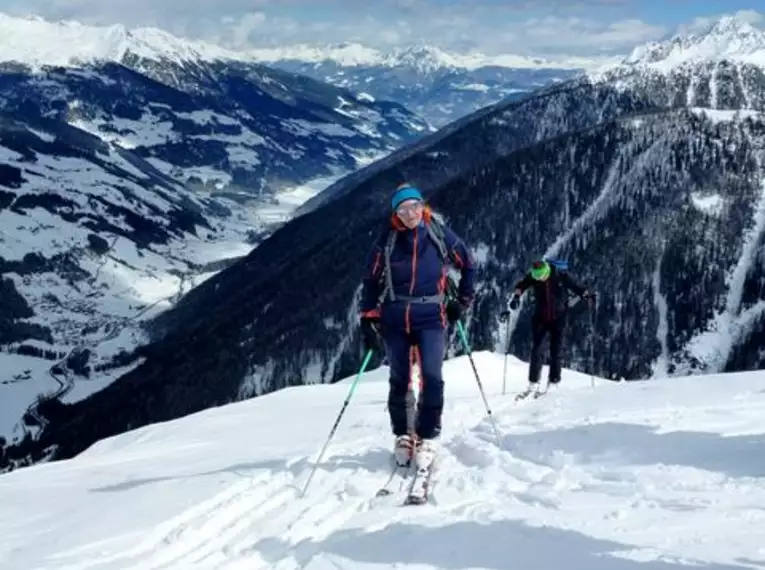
1, 352, 765, 569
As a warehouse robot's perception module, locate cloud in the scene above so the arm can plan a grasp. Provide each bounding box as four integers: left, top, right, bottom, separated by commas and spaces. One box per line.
221, 12, 267, 48
203, 8, 667, 57
509, 17, 667, 54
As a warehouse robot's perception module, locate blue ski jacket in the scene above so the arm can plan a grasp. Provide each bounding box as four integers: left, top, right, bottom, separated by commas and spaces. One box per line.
360, 207, 475, 333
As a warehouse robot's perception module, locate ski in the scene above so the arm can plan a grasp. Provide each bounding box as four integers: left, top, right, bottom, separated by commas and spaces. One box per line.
403, 463, 435, 505
534, 383, 562, 399
515, 388, 533, 401
516, 382, 554, 401
375, 460, 410, 498
516, 384, 542, 400
402, 447, 437, 505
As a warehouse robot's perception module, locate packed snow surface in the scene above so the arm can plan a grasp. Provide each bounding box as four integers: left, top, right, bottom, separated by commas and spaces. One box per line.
1, 351, 763, 569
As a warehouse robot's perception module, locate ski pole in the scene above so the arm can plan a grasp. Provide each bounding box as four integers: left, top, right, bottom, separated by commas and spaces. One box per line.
455, 321, 503, 450
589, 305, 596, 390
301, 349, 373, 497
501, 317, 510, 396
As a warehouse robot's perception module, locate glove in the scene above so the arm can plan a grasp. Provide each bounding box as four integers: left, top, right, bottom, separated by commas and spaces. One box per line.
499, 310, 510, 323
445, 298, 465, 324
360, 316, 382, 353
509, 295, 520, 310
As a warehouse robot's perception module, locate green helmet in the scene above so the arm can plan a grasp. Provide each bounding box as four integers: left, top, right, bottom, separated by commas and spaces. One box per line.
530, 260, 550, 281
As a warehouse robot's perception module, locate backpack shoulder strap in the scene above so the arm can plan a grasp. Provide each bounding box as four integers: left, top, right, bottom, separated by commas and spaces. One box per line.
378, 214, 457, 304
378, 229, 397, 303
426, 214, 462, 301
425, 212, 455, 266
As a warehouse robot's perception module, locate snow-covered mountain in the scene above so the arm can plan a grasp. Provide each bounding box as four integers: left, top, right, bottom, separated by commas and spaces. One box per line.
247, 42, 606, 71
0, 13, 243, 66
1, 353, 764, 569
6, 13, 765, 470
0, 114, 245, 453
257, 43, 595, 127
0, 14, 429, 195
593, 15, 765, 109
0, 13, 430, 457
622, 15, 765, 69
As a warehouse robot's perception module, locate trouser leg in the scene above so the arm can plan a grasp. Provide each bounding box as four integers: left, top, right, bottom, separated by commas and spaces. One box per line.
548, 317, 565, 384
413, 328, 446, 440
528, 319, 549, 384
385, 331, 412, 436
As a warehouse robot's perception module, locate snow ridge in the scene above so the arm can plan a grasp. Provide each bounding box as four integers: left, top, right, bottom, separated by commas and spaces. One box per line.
0, 13, 244, 67
623, 15, 765, 70
251, 41, 616, 72
0, 13, 614, 72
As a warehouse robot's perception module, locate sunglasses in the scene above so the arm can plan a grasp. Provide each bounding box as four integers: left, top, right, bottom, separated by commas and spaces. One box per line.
396, 201, 424, 216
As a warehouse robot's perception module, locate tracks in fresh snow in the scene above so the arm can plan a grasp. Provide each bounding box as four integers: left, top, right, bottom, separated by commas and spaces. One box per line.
89, 455, 414, 570
88, 394, 554, 570
52, 384, 765, 569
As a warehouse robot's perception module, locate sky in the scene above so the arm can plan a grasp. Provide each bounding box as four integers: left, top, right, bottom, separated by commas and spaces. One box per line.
2, 1, 764, 59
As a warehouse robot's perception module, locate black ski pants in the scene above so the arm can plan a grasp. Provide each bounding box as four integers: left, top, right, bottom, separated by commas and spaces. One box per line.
529, 316, 566, 384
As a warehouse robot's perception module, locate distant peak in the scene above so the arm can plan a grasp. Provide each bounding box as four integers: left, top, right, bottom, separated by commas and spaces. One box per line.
384, 43, 461, 72
245, 42, 384, 66
709, 14, 760, 36
622, 13, 765, 69
250, 40, 610, 71
0, 12, 241, 67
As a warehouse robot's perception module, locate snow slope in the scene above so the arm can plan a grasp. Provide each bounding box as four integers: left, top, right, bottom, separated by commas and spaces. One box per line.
1, 351, 763, 569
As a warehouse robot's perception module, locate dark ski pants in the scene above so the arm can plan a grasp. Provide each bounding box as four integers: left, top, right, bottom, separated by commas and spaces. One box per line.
385, 328, 445, 440
529, 317, 565, 384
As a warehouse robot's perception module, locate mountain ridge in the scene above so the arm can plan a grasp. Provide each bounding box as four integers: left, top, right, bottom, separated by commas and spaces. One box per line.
0, 12, 616, 72
623, 15, 765, 70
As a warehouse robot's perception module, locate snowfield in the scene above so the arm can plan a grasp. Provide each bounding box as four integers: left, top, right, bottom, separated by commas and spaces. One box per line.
1, 350, 763, 569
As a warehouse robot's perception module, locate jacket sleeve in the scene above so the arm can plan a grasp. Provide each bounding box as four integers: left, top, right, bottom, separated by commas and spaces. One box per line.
559, 271, 587, 296
443, 226, 475, 305
359, 231, 387, 317
514, 273, 533, 294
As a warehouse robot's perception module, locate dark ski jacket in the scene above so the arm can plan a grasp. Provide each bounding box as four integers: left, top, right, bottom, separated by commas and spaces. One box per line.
360, 207, 475, 333
514, 265, 587, 322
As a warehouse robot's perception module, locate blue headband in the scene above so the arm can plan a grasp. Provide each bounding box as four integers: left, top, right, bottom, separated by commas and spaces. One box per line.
391, 186, 423, 210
